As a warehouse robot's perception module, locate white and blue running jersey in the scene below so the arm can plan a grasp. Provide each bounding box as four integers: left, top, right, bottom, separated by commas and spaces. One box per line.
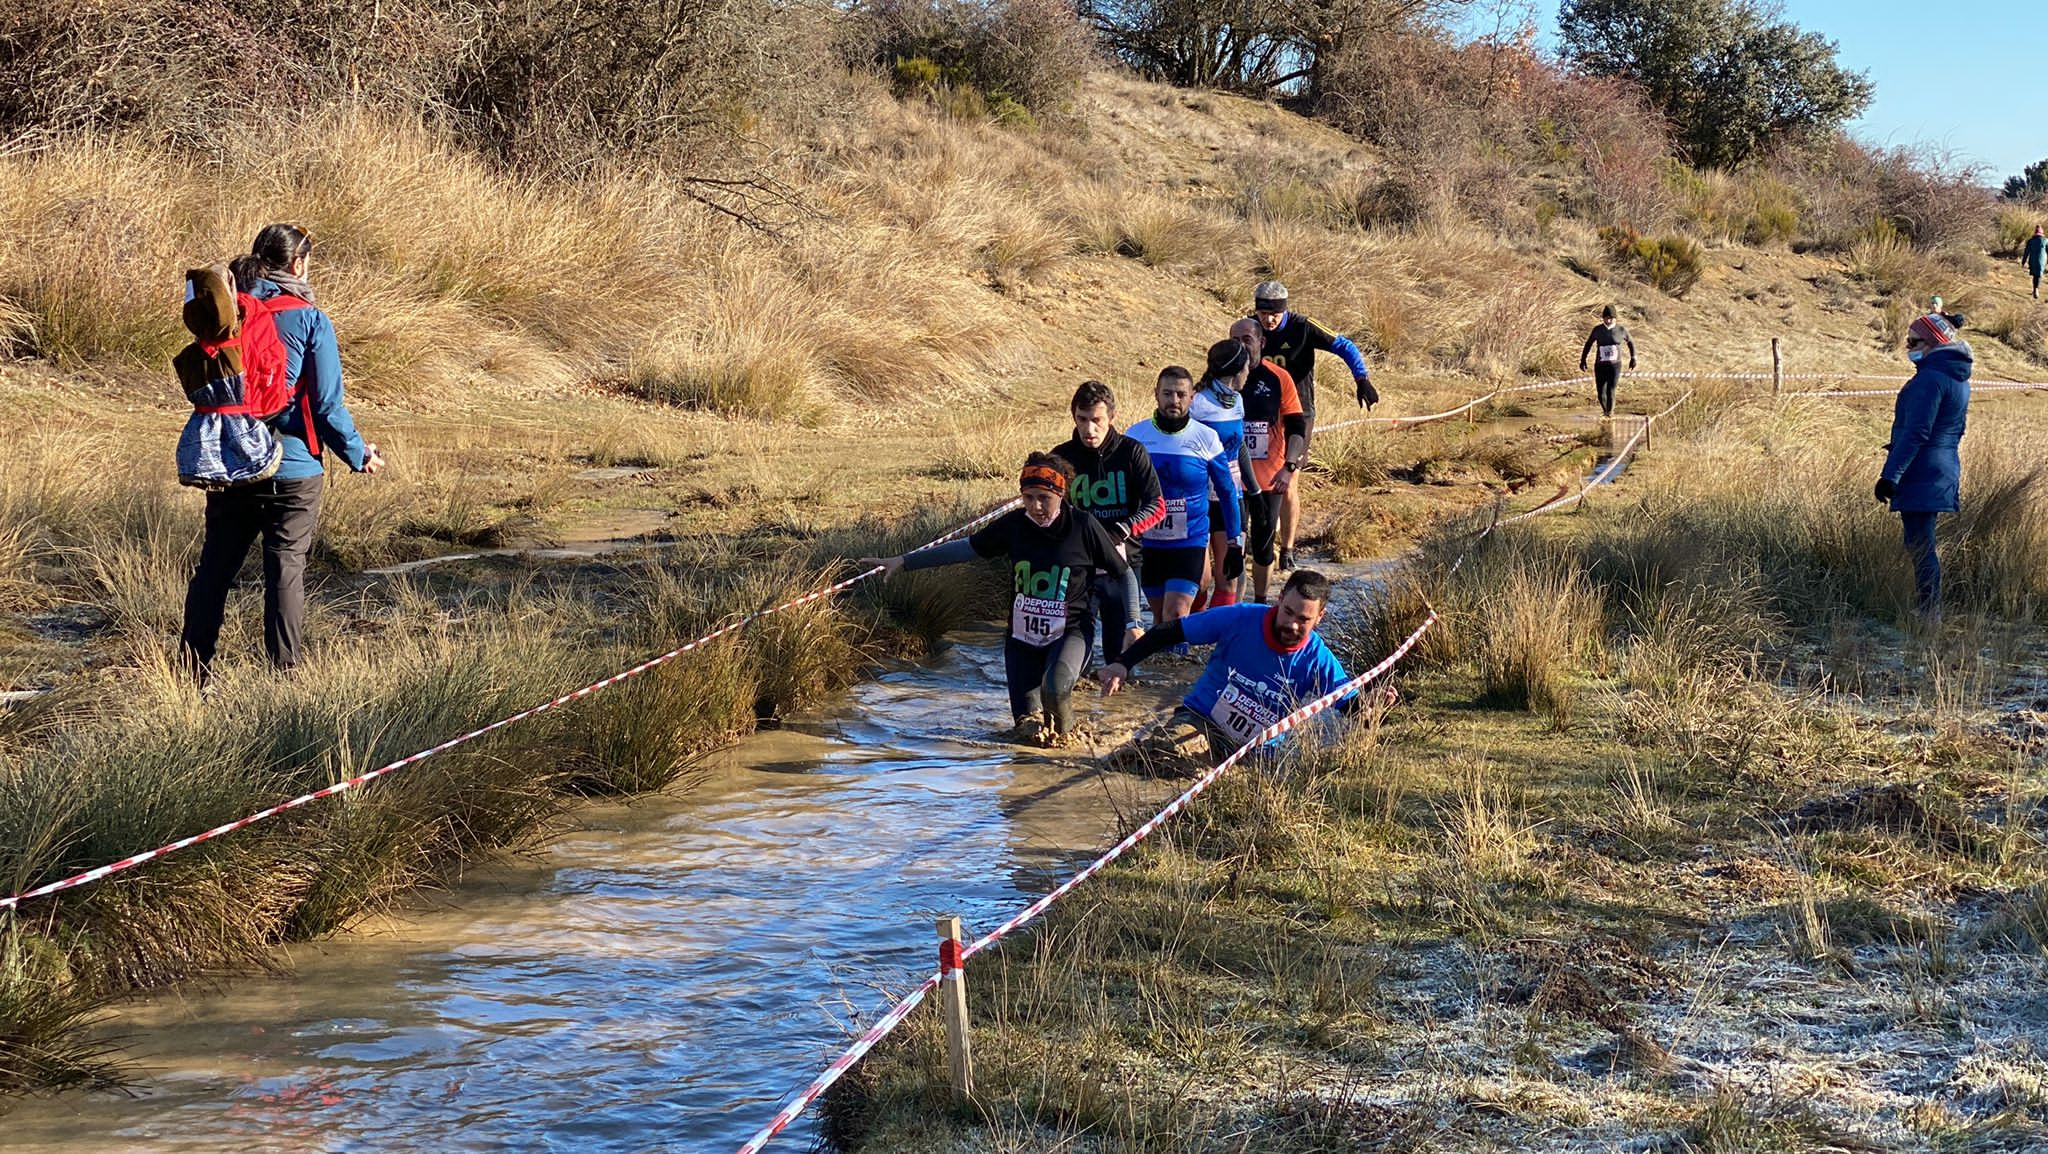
1190, 385, 1245, 468
1126, 416, 1242, 547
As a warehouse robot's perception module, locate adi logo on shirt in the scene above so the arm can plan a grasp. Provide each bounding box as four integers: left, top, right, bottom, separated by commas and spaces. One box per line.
1069, 472, 1127, 510
1013, 563, 1073, 601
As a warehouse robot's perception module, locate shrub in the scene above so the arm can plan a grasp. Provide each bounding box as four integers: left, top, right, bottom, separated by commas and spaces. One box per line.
857, 0, 1091, 116
1600, 225, 1704, 297
1995, 206, 2041, 257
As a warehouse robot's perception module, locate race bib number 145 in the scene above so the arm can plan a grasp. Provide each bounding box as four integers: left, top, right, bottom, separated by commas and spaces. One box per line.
1011, 595, 1067, 647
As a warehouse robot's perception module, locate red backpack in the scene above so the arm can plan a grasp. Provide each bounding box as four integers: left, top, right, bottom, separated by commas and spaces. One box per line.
173, 265, 320, 488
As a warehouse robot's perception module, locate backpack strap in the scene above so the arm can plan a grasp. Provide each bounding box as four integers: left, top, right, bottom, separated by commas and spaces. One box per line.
261, 295, 321, 458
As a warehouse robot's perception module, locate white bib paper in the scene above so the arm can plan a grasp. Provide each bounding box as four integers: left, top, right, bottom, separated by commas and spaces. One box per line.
1597, 344, 1620, 364
1144, 497, 1189, 542
1245, 420, 1273, 460
1010, 594, 1067, 647
1209, 684, 1280, 746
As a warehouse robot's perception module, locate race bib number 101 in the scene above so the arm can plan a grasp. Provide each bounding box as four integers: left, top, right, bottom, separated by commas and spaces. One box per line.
1209, 684, 1279, 746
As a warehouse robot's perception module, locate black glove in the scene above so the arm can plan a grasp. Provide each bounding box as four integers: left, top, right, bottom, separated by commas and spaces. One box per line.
1222, 544, 1245, 581
1355, 375, 1378, 409
1873, 478, 1895, 503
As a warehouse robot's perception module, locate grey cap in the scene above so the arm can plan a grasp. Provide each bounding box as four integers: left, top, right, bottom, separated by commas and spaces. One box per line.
1253, 280, 1289, 310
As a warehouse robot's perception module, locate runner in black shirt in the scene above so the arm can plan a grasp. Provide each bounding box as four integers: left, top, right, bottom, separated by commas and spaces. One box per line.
861, 453, 1144, 746
1051, 379, 1167, 665
1579, 305, 1636, 418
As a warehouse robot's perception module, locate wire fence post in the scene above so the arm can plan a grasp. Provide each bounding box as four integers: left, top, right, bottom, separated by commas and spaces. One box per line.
1772, 338, 1782, 395
936, 915, 974, 1104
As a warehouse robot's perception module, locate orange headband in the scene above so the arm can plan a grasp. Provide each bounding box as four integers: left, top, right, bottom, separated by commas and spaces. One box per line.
1020, 464, 1067, 495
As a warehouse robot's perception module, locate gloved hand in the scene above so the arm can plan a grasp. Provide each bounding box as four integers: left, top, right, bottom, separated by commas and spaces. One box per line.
1222, 543, 1245, 581
1355, 374, 1378, 409
1873, 478, 1895, 503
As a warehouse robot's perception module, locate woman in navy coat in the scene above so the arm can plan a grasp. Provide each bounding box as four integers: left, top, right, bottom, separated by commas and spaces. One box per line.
1874, 313, 1970, 616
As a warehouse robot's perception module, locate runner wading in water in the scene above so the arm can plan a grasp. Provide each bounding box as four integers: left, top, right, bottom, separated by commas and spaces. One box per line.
1051, 380, 1167, 666
1099, 569, 1356, 775
1252, 281, 1375, 571
1228, 318, 1307, 603
1190, 339, 1251, 610
861, 453, 1143, 746
179, 224, 384, 685
1126, 366, 1243, 630
1579, 305, 1636, 419
1875, 312, 1971, 619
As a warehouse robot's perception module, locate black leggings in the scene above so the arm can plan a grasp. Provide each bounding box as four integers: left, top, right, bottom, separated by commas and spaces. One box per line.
179, 474, 324, 679
1245, 490, 1284, 566
1595, 363, 1621, 416
1005, 628, 1091, 735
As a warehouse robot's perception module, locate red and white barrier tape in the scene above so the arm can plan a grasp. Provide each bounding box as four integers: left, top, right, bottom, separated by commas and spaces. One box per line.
1496, 390, 1693, 527
732, 610, 1440, 1154
0, 499, 1025, 913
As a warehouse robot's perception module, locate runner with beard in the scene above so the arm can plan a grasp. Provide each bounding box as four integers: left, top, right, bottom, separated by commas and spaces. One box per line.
1051, 379, 1166, 666
1125, 366, 1243, 630
1099, 569, 1358, 775
861, 453, 1143, 747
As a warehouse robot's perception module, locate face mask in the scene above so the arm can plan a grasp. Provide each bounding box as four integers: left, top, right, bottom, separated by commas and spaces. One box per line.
1907, 348, 1927, 363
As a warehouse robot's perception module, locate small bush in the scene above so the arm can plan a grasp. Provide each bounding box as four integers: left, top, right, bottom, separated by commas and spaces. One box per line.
1996, 206, 2041, 257
859, 0, 1091, 117
1472, 546, 1604, 718
1600, 225, 1704, 297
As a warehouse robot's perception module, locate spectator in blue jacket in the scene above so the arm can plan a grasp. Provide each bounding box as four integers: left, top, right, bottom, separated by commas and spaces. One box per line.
1874, 313, 1970, 618
179, 224, 384, 684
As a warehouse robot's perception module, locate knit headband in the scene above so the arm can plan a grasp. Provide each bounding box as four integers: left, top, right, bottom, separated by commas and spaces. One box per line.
1020, 464, 1067, 495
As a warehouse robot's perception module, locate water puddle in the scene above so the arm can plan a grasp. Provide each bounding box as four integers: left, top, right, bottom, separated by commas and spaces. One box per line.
365, 510, 678, 576
3, 627, 1180, 1154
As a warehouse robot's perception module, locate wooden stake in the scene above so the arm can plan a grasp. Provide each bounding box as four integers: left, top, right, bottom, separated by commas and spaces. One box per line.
1772, 337, 1783, 395
936, 915, 974, 1103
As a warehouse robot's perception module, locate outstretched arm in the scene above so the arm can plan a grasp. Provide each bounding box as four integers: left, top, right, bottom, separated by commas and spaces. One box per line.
1098, 618, 1188, 695
856, 537, 979, 577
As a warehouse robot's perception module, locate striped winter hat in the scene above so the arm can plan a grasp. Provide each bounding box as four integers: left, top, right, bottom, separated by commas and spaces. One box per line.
1907, 313, 1959, 346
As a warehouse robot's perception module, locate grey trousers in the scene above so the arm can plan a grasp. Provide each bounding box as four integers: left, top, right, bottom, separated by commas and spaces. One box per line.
179, 474, 324, 678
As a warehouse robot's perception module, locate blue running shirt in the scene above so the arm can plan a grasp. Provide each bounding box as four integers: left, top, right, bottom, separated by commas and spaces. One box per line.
1180, 605, 1352, 747
1126, 416, 1242, 547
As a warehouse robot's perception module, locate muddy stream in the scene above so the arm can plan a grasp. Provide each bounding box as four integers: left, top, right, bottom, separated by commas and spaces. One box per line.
7, 621, 1203, 1154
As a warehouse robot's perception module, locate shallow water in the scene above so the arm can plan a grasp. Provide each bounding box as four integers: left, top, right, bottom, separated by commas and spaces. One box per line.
6, 627, 1177, 1154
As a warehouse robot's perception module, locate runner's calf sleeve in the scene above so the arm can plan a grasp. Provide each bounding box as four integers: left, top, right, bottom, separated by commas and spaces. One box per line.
1210, 588, 1238, 608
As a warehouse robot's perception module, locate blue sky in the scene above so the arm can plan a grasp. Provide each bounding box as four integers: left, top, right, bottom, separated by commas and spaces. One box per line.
1468, 0, 2047, 182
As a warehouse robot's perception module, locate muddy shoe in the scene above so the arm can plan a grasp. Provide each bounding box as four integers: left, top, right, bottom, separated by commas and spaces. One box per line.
1038, 725, 1083, 750
1102, 717, 1214, 778
1004, 713, 1046, 745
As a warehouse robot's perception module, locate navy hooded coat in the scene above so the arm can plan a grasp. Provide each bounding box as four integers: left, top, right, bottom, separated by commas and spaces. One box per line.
1880, 343, 1971, 513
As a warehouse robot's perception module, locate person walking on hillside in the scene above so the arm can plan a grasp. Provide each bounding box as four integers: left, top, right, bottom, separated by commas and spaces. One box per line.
861, 452, 1143, 747
1579, 305, 1636, 419
179, 224, 383, 686
1251, 281, 1375, 572
2024, 225, 2046, 301
1875, 312, 1971, 619
1126, 366, 1243, 630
